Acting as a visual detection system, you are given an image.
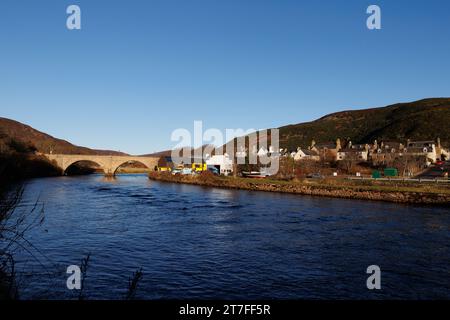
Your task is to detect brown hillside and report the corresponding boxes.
[0,117,127,155]
[277,98,450,150]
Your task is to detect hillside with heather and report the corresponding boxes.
[277,98,450,151]
[2,98,449,157]
[0,117,127,155]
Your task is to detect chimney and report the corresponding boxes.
[336,138,341,151]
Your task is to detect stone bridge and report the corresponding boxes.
[44,154,159,176]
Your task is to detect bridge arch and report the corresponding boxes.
[60,158,108,174]
[63,160,105,175]
[111,159,152,175]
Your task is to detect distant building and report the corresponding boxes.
[205,153,233,176]
[157,156,174,171]
[337,147,368,161]
[368,139,444,166]
[435,138,448,161]
[310,139,341,162]
[236,146,247,160]
[405,140,437,164]
[257,147,268,157]
[369,141,406,165]
[292,148,320,161]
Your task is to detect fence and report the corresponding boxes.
[347,177,450,184]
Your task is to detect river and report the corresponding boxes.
[13,174,450,299]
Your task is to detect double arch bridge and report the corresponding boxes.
[44,154,159,176]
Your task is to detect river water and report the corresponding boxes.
[12,174,450,299]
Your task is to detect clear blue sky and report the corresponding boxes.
[1,0,449,154]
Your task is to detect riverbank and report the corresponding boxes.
[148,172,450,205]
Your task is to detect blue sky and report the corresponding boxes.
[1,0,449,154]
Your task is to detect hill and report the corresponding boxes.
[277,98,450,151]
[2,98,449,158]
[142,150,172,158]
[142,145,215,158]
[0,117,127,155]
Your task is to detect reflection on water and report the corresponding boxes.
[14,174,450,299]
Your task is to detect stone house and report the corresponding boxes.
[435,138,448,160]
[337,145,369,161]
[310,139,341,162]
[369,141,406,165]
[404,140,437,165]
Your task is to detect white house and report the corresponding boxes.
[205,153,234,175]
[405,141,438,164]
[257,147,268,157]
[293,148,320,161]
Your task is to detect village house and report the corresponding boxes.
[310,138,342,162]
[435,138,449,161]
[235,146,248,161]
[268,145,284,157]
[253,145,285,158]
[369,141,406,165]
[257,147,268,157]
[292,147,320,161]
[205,153,233,175]
[337,144,369,161]
[368,139,448,167]
[404,140,437,165]
[156,156,174,171]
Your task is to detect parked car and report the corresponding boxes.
[182,168,193,175]
[306,173,323,179]
[171,168,182,175]
[207,167,220,175]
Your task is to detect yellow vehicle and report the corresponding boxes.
[157,166,172,172]
[192,163,207,172]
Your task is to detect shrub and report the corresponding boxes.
[197,170,216,183]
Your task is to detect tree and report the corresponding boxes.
[338,152,359,174]
[392,155,426,177]
[277,157,295,179]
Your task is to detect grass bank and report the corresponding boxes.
[149,172,450,205]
